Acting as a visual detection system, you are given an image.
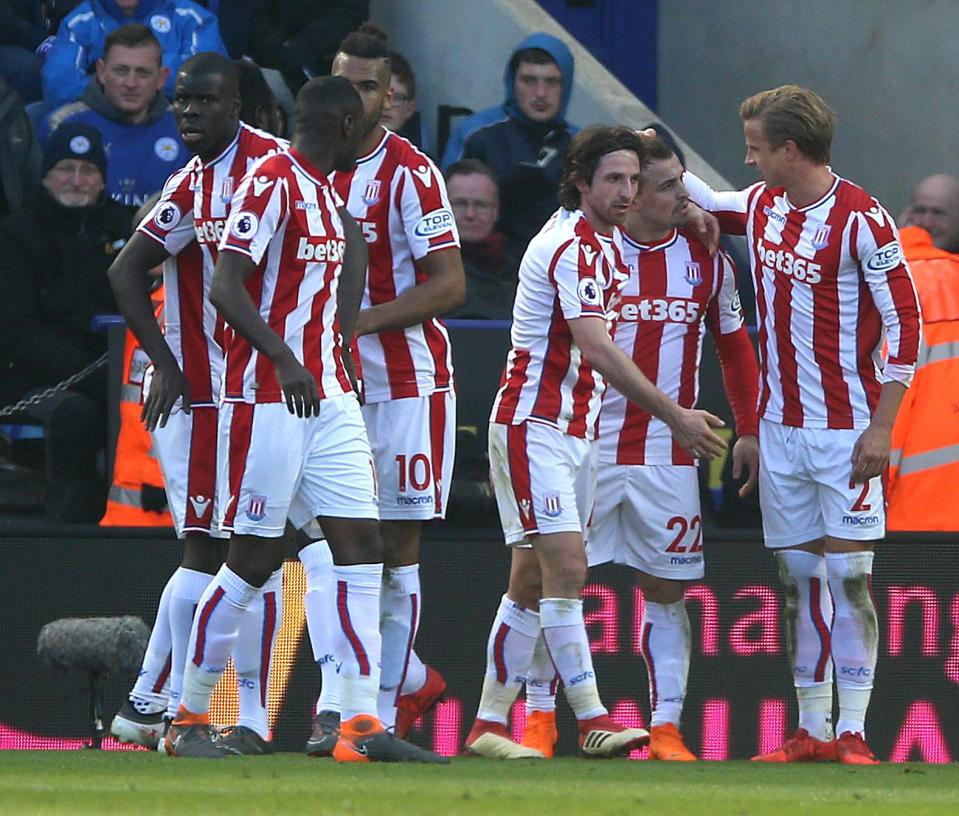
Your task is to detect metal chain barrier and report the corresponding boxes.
[0,353,108,419]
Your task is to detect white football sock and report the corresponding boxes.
[233,567,283,738]
[525,631,557,714]
[640,599,691,728]
[332,563,383,722]
[476,595,539,725]
[166,567,215,720]
[775,550,834,742]
[300,541,340,715]
[400,650,428,695]
[378,564,421,727]
[129,571,175,713]
[179,566,258,717]
[827,551,877,738]
[541,597,606,721]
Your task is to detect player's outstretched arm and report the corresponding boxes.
[569,316,727,458]
[210,250,319,418]
[108,233,188,431]
[354,246,465,336]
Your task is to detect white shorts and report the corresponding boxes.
[489,421,597,547]
[587,464,704,579]
[759,419,885,548]
[362,390,455,521]
[217,394,379,537]
[152,405,227,539]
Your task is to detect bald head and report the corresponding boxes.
[903,174,959,253]
[292,76,364,172]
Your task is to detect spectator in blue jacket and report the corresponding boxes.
[40,23,186,208]
[441,33,577,256]
[41,0,226,109]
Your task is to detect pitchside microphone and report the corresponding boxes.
[37,617,150,748]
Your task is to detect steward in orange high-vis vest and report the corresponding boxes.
[887,226,959,531]
[100,285,173,527]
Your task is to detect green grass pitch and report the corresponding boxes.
[2,752,958,816]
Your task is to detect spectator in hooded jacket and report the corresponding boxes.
[441,33,577,256]
[41,0,226,109]
[40,23,186,208]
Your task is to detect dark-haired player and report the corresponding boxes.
[108,52,288,755]
[170,76,446,764]
[298,24,465,754]
[465,126,727,759]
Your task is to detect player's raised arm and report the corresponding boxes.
[682,171,753,236]
[570,315,727,458]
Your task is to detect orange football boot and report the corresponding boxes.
[836,731,879,765]
[521,710,558,758]
[751,728,837,762]
[649,723,698,761]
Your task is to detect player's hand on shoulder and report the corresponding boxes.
[684,203,720,256]
[732,434,759,497]
[851,422,891,483]
[668,407,726,459]
[141,362,190,432]
[274,350,320,418]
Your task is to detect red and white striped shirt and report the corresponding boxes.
[685,171,921,429]
[217,147,352,403]
[329,129,459,403]
[138,123,287,404]
[598,229,746,465]
[491,208,629,439]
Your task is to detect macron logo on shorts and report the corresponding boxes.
[188,495,211,518]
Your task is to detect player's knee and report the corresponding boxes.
[543,553,587,597]
[329,519,384,565]
[507,569,542,609]
[226,537,285,587]
[636,573,684,604]
[181,534,227,574]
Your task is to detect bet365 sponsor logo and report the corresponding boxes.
[756,239,823,284]
[195,219,225,244]
[296,236,346,262]
[618,295,701,324]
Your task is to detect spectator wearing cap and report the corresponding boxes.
[443,159,519,321]
[0,122,132,522]
[41,24,187,209]
[41,0,227,109]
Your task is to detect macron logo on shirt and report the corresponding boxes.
[296,236,346,262]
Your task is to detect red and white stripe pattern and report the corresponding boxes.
[598,228,745,465]
[218,147,352,403]
[684,172,921,429]
[329,129,458,403]
[491,208,629,439]
[138,123,287,404]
